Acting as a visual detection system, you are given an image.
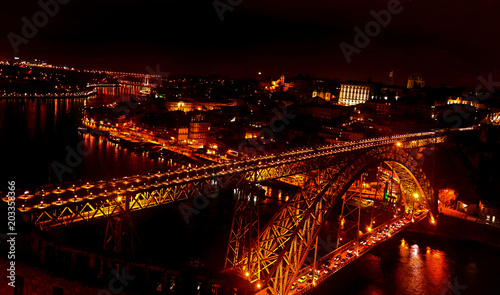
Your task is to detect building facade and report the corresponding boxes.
[189,114,211,147]
[407,74,425,89]
[338,83,372,106]
[312,89,332,101]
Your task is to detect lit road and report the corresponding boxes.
[291,210,430,294]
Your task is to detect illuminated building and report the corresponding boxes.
[486,111,500,124]
[388,70,394,85]
[446,96,481,108]
[245,130,259,139]
[260,74,294,92]
[189,114,211,147]
[164,99,236,112]
[175,127,189,142]
[338,82,373,106]
[456,200,478,215]
[407,74,425,89]
[479,200,500,224]
[312,89,332,102]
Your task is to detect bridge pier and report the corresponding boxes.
[225,186,260,280]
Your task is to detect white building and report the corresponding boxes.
[338,83,373,106]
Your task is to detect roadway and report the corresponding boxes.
[291,210,429,294]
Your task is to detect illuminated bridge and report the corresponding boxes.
[7,128,474,294]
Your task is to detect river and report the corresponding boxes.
[0,85,165,191]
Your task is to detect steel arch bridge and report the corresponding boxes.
[7,129,473,294]
[225,143,436,295]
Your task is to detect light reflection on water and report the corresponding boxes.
[315,231,500,295]
[0,85,161,189]
[395,240,448,295]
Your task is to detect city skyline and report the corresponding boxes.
[1,0,499,88]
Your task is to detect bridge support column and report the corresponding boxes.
[336,174,363,249]
[103,216,135,254]
[225,187,260,280]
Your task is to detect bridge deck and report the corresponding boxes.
[290,210,429,294]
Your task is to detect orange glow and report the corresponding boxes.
[438,189,457,208]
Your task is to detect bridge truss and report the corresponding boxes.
[9,132,450,294]
[225,143,437,294]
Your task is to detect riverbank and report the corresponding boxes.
[0,90,96,99]
[408,213,500,247]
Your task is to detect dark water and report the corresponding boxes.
[315,230,500,295]
[0,86,165,191]
[2,89,500,294]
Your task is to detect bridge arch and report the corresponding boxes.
[336,145,437,216]
[235,145,437,294]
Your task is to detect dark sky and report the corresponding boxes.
[2,0,500,87]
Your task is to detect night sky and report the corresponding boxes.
[2,0,500,87]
